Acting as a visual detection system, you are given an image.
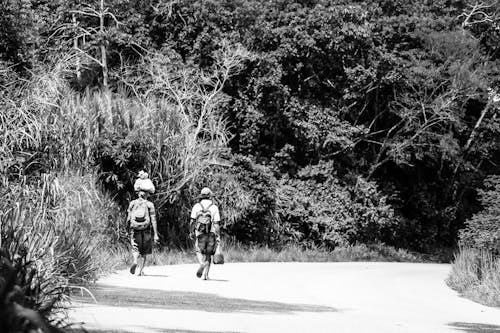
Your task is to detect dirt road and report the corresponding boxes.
[69,262,500,333]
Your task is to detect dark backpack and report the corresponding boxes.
[195,201,213,234]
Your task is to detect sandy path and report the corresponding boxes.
[69,262,500,333]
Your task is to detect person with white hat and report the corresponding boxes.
[189,187,221,280]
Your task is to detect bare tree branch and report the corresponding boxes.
[458,1,494,29]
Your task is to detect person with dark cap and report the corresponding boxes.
[127,190,159,276]
[189,187,221,280]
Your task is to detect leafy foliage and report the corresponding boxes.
[277,162,394,248]
[0,249,66,333]
[459,176,500,254]
[225,155,277,244]
[1,0,500,254]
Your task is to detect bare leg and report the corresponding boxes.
[138,255,147,276]
[196,251,205,278]
[203,255,211,280]
[130,251,139,274]
[196,252,205,265]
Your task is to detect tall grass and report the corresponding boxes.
[0,170,131,333]
[224,242,423,263]
[0,170,127,328]
[101,241,424,272]
[0,249,67,333]
[2,49,255,248]
[1,208,67,313]
[447,248,500,306]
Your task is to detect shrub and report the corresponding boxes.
[159,154,277,247]
[0,208,68,332]
[222,155,277,244]
[276,162,395,248]
[448,248,500,307]
[92,128,154,205]
[0,170,131,330]
[163,161,256,246]
[1,172,123,283]
[0,252,67,333]
[459,176,500,254]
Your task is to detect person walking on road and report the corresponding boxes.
[190,187,221,280]
[127,190,159,276]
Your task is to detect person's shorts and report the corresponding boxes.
[131,229,152,255]
[196,232,216,255]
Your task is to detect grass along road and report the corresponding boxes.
[69,262,500,333]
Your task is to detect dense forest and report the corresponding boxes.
[2,0,500,250]
[1,0,499,250]
[2,0,500,329]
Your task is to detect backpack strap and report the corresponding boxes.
[199,201,213,212]
[144,200,151,218]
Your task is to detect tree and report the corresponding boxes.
[69,0,122,90]
[144,41,252,209]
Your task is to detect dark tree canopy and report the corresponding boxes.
[1,0,499,253]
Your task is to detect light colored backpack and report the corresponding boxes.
[130,199,151,230]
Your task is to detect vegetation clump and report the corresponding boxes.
[448,176,500,307]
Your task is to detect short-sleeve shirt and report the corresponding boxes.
[191,199,220,234]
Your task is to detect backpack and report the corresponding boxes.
[195,201,213,234]
[130,199,151,230]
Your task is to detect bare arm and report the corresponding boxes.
[148,202,159,241]
[189,218,196,238]
[214,222,221,242]
[126,201,133,231]
[189,204,198,238]
[213,205,221,241]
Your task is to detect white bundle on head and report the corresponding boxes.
[135,170,155,194]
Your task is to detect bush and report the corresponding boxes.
[224,155,277,244]
[0,170,130,330]
[459,176,500,254]
[92,128,154,206]
[0,252,67,333]
[1,172,124,282]
[0,208,67,332]
[276,162,395,248]
[448,248,500,307]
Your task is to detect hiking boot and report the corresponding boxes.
[130,263,137,275]
[196,263,205,278]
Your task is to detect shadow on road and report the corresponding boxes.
[81,328,240,333]
[448,322,500,332]
[72,284,338,314]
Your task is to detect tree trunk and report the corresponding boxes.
[72,14,81,80]
[463,99,492,152]
[100,0,108,90]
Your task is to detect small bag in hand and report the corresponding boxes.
[213,243,224,265]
